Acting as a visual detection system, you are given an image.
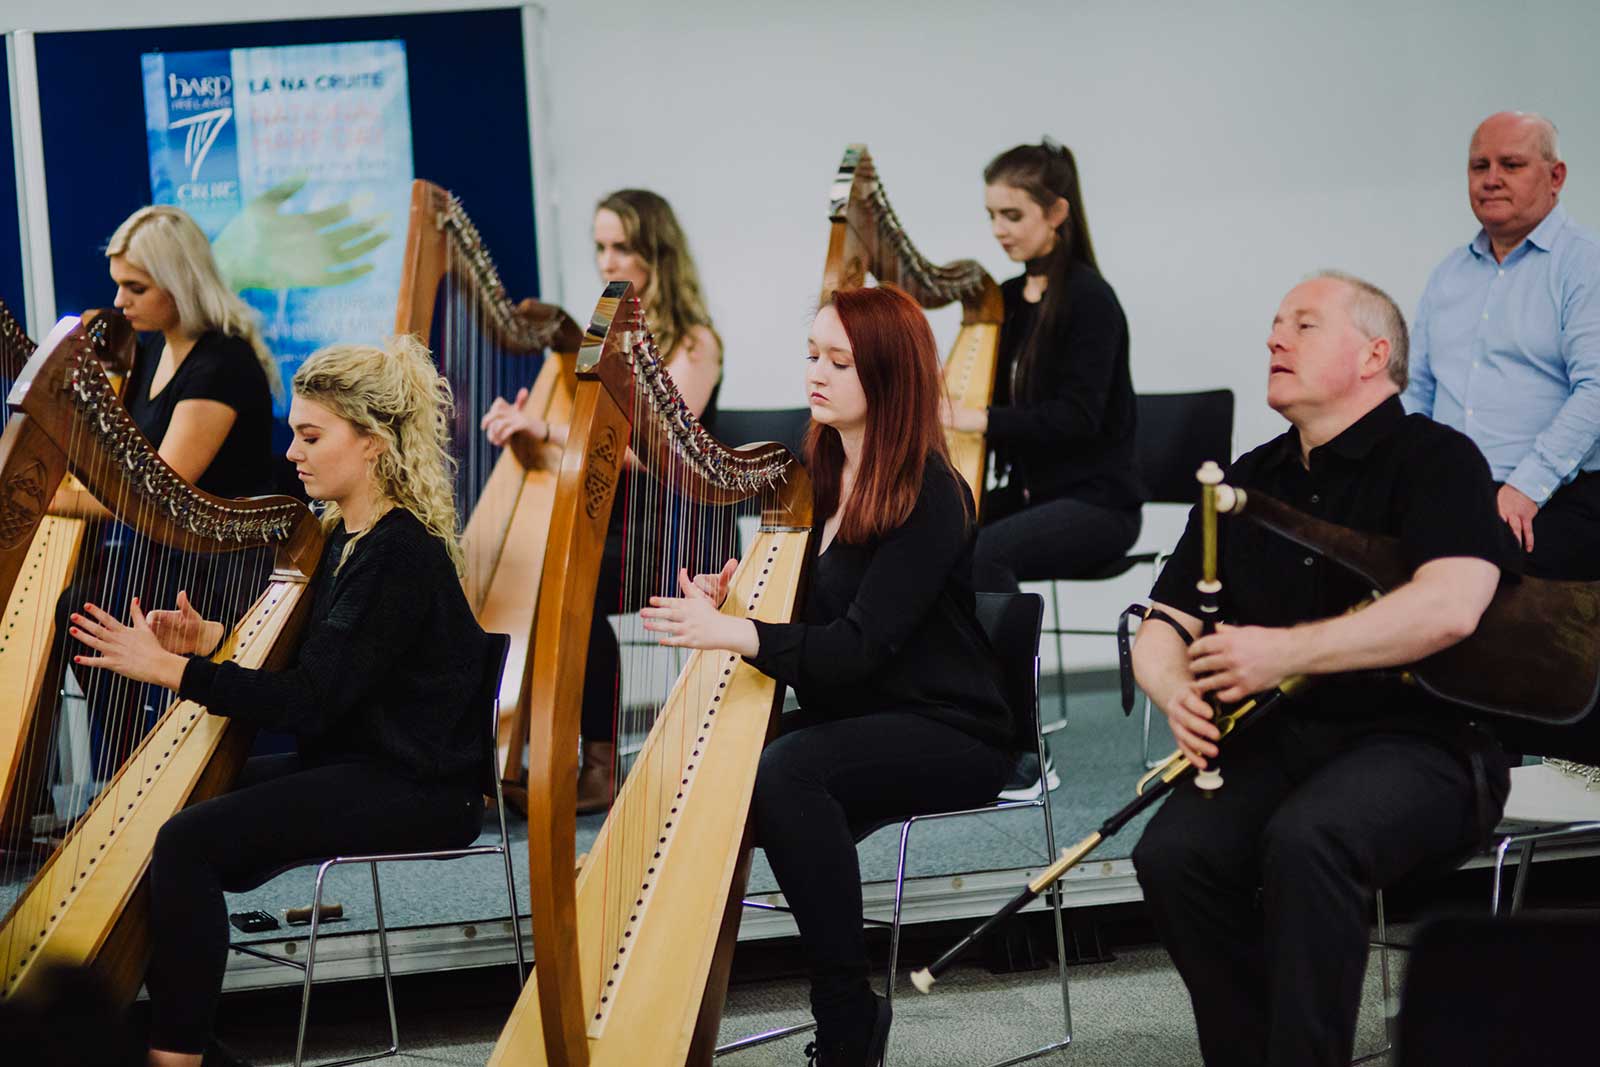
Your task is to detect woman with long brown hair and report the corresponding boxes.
[642,285,1014,1066]
[950,140,1145,800]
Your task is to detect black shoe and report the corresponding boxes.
[997,740,1059,802]
[864,994,892,1066]
[805,994,892,1066]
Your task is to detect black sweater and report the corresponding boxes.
[179,508,488,783]
[747,457,1014,747]
[987,267,1144,511]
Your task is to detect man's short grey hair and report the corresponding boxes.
[1531,114,1562,163]
[1475,111,1561,162]
[1312,270,1410,389]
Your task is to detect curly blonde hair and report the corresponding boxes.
[595,189,721,362]
[107,205,283,398]
[292,336,463,572]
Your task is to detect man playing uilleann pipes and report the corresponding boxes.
[1130,271,1518,1067]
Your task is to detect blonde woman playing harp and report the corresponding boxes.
[481,188,724,814]
[71,337,488,1067]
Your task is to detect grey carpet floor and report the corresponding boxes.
[216,936,1402,1065]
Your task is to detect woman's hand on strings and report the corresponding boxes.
[481,389,547,447]
[640,566,759,657]
[69,598,189,691]
[146,590,225,657]
[688,558,739,608]
[1187,623,1296,705]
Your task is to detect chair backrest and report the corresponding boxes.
[713,407,811,457]
[1135,390,1235,505]
[972,592,1045,751]
[479,632,512,796]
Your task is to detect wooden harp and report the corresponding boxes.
[0,309,137,835]
[0,316,322,1006]
[489,281,813,1066]
[394,178,584,803]
[821,144,1003,507]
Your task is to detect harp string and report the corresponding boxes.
[0,357,270,985]
[599,327,755,1016]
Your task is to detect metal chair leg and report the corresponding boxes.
[495,792,528,985]
[1509,839,1536,914]
[294,859,336,1067]
[1351,890,1393,1065]
[882,818,917,1067]
[1037,752,1072,1047]
[371,864,400,1057]
[1491,835,1514,916]
[1049,580,1069,725]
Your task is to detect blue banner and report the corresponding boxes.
[142,40,413,414]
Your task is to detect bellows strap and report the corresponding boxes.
[1117,603,1195,715]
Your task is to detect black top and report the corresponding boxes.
[1152,395,1520,743]
[987,267,1143,511]
[179,508,489,783]
[746,456,1013,747]
[125,330,276,499]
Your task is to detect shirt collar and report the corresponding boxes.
[1273,394,1407,469]
[1469,202,1567,259]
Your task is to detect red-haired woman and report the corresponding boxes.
[641,285,1015,1065]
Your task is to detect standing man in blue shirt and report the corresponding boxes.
[1404,111,1600,579]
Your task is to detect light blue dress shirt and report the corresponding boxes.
[1403,204,1600,505]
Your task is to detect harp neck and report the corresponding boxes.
[8,315,320,575]
[824,144,1003,324]
[579,281,812,523]
[395,179,584,353]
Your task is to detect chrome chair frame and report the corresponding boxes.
[716,593,1072,1065]
[228,634,527,1067]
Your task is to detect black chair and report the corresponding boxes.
[718,592,1071,1065]
[229,633,526,1067]
[1395,915,1598,1066]
[713,407,811,457]
[1043,389,1235,763]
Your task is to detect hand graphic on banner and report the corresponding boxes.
[213,176,390,291]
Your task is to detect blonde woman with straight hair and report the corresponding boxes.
[106,204,278,499]
[479,187,725,813]
[69,336,489,1067]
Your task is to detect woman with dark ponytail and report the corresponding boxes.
[947,140,1144,798]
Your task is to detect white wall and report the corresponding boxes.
[12,0,1600,662]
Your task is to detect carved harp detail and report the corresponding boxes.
[489,281,814,1067]
[821,144,1003,508]
[0,317,322,1006]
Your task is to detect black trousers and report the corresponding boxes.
[973,485,1141,593]
[752,709,1012,1027]
[1131,714,1507,1067]
[145,754,482,1053]
[1524,470,1600,580]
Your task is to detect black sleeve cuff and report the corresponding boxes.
[743,619,802,681]
[179,655,221,706]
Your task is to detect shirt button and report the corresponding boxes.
[1498,269,1505,276]
[1303,556,1315,567]
[1482,312,1490,320]
[1467,408,1474,416]
[1310,494,1321,504]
